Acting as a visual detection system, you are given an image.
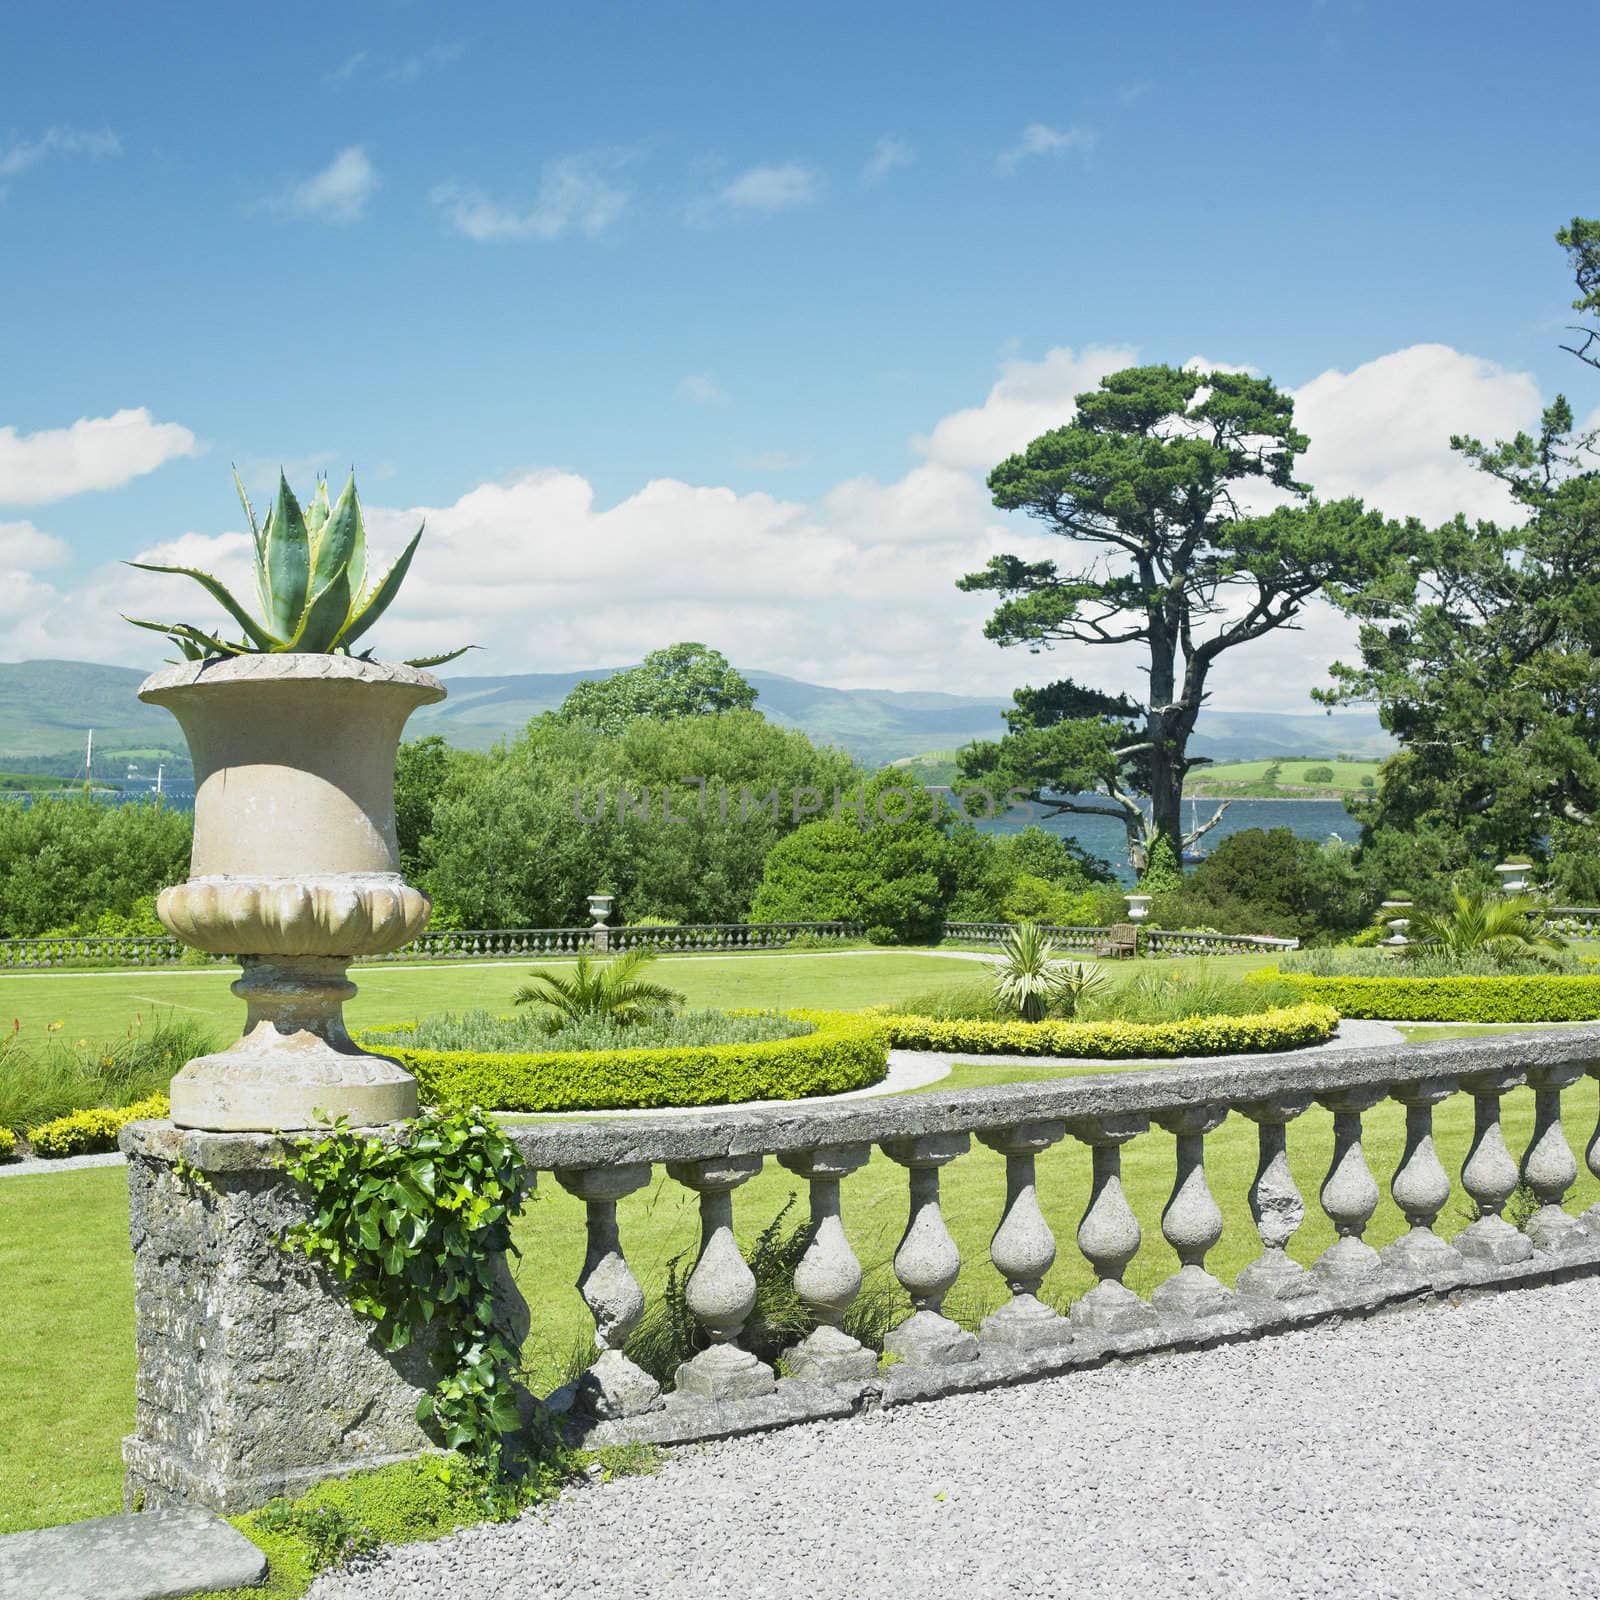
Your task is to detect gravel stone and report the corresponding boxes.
[307,1274,1600,1600]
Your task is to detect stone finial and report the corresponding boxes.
[1152,1104,1230,1318]
[1313,1085,1387,1283]
[881,1133,979,1366]
[1457,1069,1536,1266]
[555,1164,662,1419]
[977,1121,1070,1350]
[1065,1114,1157,1332]
[1382,1077,1464,1279]
[664,1156,776,1403]
[776,1144,878,1383]
[1235,1095,1315,1300]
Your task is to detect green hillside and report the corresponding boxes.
[1191,757,1383,797]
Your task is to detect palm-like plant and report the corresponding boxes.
[124,468,469,666]
[991,921,1107,1022]
[512,949,686,1033]
[1404,888,1567,965]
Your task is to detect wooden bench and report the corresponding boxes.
[1094,923,1139,960]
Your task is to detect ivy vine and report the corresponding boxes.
[284,1108,533,1478]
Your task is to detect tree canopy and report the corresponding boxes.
[557,642,757,734]
[956,364,1417,868]
[1324,218,1600,900]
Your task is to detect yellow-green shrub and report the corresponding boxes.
[360,1011,886,1113]
[1259,970,1600,1022]
[876,1002,1338,1058]
[0,1125,14,1161]
[27,1093,170,1158]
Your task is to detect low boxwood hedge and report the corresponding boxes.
[1259,970,1600,1022]
[0,1125,14,1162]
[28,1092,171,1158]
[875,1002,1338,1058]
[359,1010,887,1113]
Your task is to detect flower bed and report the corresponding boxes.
[1259,970,1600,1023]
[357,1010,887,1113]
[27,1093,171,1158]
[875,1002,1338,1058]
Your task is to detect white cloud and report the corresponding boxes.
[0,341,1557,717]
[1293,343,1539,523]
[324,51,367,84]
[432,155,628,241]
[0,408,199,507]
[915,344,1138,471]
[862,137,914,185]
[389,42,465,83]
[696,162,823,219]
[0,126,121,182]
[676,374,730,407]
[1184,354,1261,376]
[273,146,379,224]
[998,123,1097,173]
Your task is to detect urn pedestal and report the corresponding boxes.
[139,655,445,1131]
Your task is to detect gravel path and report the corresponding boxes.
[310,1275,1600,1600]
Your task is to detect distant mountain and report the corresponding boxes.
[0,658,1393,774]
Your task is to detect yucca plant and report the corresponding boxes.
[512,948,686,1033]
[123,468,468,666]
[991,921,1107,1022]
[1403,888,1567,966]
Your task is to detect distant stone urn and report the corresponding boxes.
[139,654,444,1131]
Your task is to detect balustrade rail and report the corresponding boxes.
[1547,907,1600,938]
[942,922,1299,955]
[515,1027,1600,1436]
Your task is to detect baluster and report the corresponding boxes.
[881,1134,979,1366]
[663,1155,777,1402]
[1312,1085,1387,1283]
[977,1121,1070,1349]
[1152,1105,1230,1318]
[1457,1069,1535,1265]
[1583,1067,1600,1235]
[554,1165,662,1418]
[776,1144,878,1381]
[1236,1095,1315,1298]
[1382,1077,1464,1277]
[1065,1115,1157,1331]
[1522,1065,1585,1251]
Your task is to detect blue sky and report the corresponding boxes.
[0,0,1593,707]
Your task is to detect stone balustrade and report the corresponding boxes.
[1545,906,1600,938]
[942,922,1299,955]
[513,1026,1600,1445]
[942,921,1110,951]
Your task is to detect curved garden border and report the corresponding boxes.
[1260,971,1600,1023]
[356,1010,888,1113]
[874,1002,1338,1058]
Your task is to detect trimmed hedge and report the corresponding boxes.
[0,1125,14,1162]
[28,1093,171,1158]
[1260,970,1600,1023]
[876,1002,1338,1058]
[360,1010,887,1113]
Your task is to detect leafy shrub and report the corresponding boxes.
[362,1010,887,1112]
[1281,947,1581,977]
[0,1125,14,1161]
[1260,970,1600,1022]
[1087,965,1298,1023]
[512,948,684,1030]
[1301,764,1335,783]
[1404,888,1568,964]
[0,1014,216,1135]
[368,1007,811,1055]
[992,921,1106,1021]
[1137,834,1185,896]
[28,1093,170,1157]
[877,1003,1337,1057]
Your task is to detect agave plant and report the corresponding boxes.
[991,921,1107,1022]
[1403,888,1567,965]
[512,948,686,1033]
[123,469,468,667]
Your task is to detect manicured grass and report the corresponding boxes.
[0,950,989,1044]
[1188,757,1381,795]
[8,1067,1599,1535]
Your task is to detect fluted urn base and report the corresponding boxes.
[168,955,417,1132]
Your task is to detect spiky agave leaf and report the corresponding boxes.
[124,562,281,649]
[304,478,331,542]
[232,468,262,566]
[122,616,252,658]
[338,523,424,651]
[263,473,311,640]
[403,646,478,667]
[288,473,361,651]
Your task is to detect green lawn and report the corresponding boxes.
[0,949,991,1045]
[6,1067,1597,1536]
[1189,757,1381,796]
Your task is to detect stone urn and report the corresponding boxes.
[1123,893,1153,923]
[139,655,445,1131]
[1495,862,1532,894]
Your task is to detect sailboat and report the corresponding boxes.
[1181,795,1212,865]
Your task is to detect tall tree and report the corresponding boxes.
[558,642,757,733]
[956,365,1415,867]
[1323,218,1600,899]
